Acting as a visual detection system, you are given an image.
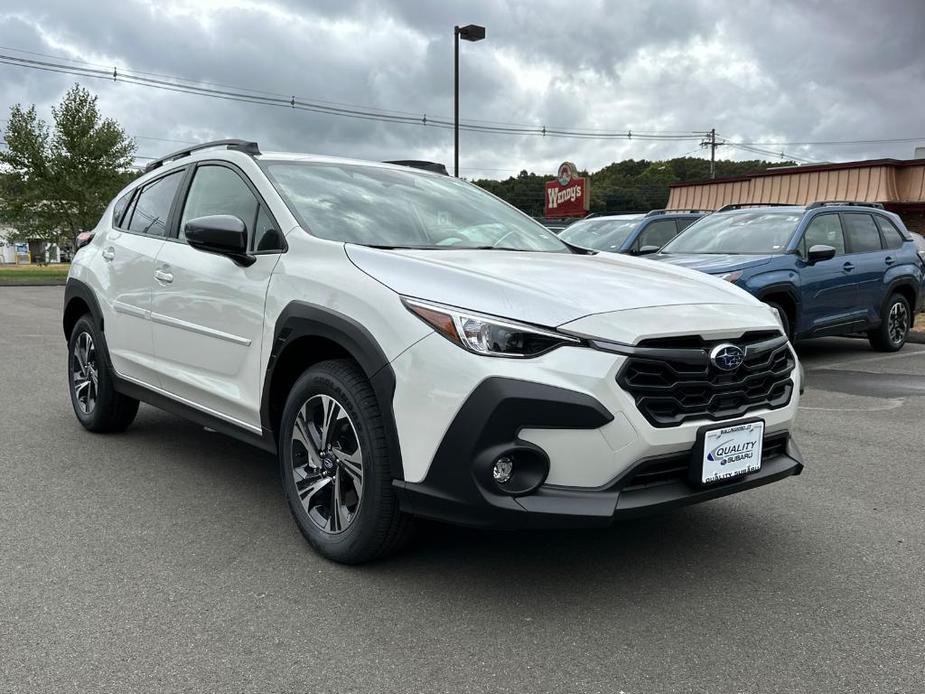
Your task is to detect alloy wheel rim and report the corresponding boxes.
[290,394,364,535]
[71,331,98,415]
[889,302,909,344]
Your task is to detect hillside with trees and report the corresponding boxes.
[474,157,796,218]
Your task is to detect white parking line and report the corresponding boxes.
[799,398,906,412]
[805,346,925,371]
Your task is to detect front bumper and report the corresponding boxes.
[392,376,804,529]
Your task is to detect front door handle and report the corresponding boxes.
[842,262,855,272]
[885,256,895,265]
[154,269,174,284]
[101,247,115,261]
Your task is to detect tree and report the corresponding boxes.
[473,156,798,217]
[0,84,137,250]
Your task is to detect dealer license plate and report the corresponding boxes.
[700,420,764,484]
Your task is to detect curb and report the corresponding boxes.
[0,281,67,287]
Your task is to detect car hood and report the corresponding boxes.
[650,253,776,274]
[345,245,759,327]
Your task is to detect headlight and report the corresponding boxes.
[716,270,743,283]
[401,297,581,357]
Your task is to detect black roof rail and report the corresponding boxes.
[144,139,261,173]
[644,208,711,217]
[715,202,801,212]
[805,200,885,210]
[384,160,449,175]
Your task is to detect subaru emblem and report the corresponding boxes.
[710,343,745,371]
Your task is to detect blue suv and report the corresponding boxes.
[559,209,705,254]
[652,201,924,351]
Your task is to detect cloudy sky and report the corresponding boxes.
[1,0,923,179]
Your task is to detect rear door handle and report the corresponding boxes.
[842,262,855,272]
[885,256,895,265]
[101,247,115,261]
[154,269,174,284]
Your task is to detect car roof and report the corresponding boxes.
[718,206,805,214]
[580,214,645,221]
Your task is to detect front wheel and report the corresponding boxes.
[279,359,411,564]
[765,301,792,341]
[868,294,911,352]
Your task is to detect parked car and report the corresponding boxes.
[63,140,804,563]
[559,210,706,254]
[653,202,924,350]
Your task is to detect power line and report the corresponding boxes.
[734,136,925,146]
[0,50,707,142]
[724,141,817,164]
[0,44,717,137]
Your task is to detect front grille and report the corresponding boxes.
[616,332,795,427]
[622,433,790,490]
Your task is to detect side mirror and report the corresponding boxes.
[806,244,836,264]
[637,245,661,256]
[184,215,255,266]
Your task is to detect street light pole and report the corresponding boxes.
[454,25,459,178]
[453,24,486,177]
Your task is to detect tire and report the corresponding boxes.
[67,314,139,432]
[765,301,792,341]
[279,359,411,564]
[868,293,911,352]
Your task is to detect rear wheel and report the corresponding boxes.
[868,293,911,352]
[67,314,139,432]
[279,359,411,564]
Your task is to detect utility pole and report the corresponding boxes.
[700,129,722,178]
[709,128,716,179]
[454,27,460,177]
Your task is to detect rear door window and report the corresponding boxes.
[126,171,184,237]
[842,213,883,254]
[801,214,846,256]
[875,216,905,250]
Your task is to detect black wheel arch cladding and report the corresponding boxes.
[262,301,405,480]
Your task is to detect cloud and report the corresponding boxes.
[0,0,923,179]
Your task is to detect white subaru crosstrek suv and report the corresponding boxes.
[64,140,804,563]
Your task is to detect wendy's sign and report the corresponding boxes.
[544,162,589,218]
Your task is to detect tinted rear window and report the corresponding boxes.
[112,191,134,228]
[126,171,184,237]
[842,213,883,253]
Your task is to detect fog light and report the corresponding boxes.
[492,456,514,484]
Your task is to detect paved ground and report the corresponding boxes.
[2,286,924,694]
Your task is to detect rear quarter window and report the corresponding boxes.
[875,215,906,250]
[112,190,134,229]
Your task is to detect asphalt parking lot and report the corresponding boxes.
[2,286,924,694]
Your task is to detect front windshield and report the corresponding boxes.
[661,210,802,254]
[559,219,640,251]
[263,161,568,252]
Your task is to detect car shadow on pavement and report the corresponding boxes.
[124,401,805,606]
